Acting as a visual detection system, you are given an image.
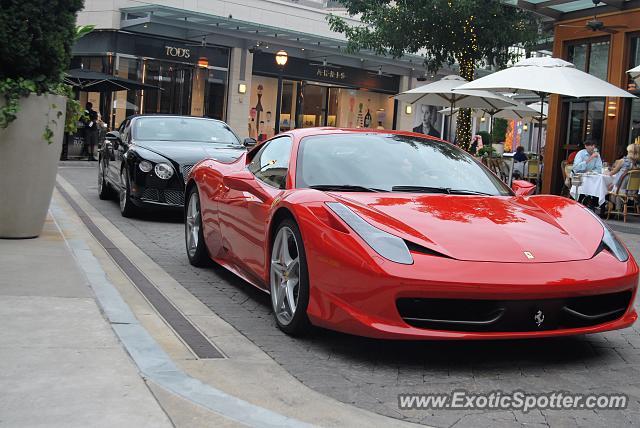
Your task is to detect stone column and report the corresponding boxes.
[395,76,414,132]
[226,47,253,140]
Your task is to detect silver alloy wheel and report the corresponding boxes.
[119,170,127,211]
[185,191,200,258]
[270,226,301,326]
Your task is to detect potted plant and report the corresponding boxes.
[0,1,85,238]
[491,118,508,156]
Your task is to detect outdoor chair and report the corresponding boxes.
[606,169,640,223]
[524,159,539,184]
[561,161,573,197]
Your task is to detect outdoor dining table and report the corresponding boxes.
[569,173,614,206]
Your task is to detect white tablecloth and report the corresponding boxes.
[570,174,613,206]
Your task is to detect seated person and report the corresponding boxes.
[608,143,639,186]
[607,144,640,212]
[572,139,602,173]
[572,139,602,211]
[513,146,527,162]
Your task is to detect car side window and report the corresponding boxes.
[121,120,132,144]
[248,136,293,189]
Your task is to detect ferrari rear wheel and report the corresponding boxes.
[270,219,310,336]
[185,186,209,267]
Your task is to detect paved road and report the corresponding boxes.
[60,165,640,428]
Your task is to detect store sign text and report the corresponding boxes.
[316,68,346,80]
[165,46,191,58]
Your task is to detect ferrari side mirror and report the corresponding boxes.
[511,180,536,196]
[243,138,257,148]
[223,169,272,201]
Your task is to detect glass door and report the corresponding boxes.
[299,84,327,128]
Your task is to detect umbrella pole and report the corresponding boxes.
[489,112,495,157]
[535,92,546,194]
[449,98,456,143]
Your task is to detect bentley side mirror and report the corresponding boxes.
[243,138,257,148]
[105,131,120,142]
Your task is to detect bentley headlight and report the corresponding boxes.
[139,160,153,173]
[586,209,629,262]
[154,163,174,180]
[326,202,413,264]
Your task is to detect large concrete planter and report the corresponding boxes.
[0,94,67,238]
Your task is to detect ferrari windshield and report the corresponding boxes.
[296,134,512,196]
[133,117,241,144]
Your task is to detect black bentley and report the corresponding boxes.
[98,115,255,217]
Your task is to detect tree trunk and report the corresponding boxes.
[455,57,475,151]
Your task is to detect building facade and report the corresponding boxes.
[515,0,640,193]
[72,0,439,144]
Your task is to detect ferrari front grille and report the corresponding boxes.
[396,290,632,332]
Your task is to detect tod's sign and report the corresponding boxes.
[164,45,191,58]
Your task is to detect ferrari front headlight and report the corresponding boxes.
[601,227,629,262]
[154,162,174,180]
[586,209,629,262]
[326,202,413,264]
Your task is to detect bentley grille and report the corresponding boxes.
[181,164,194,183]
[164,189,185,206]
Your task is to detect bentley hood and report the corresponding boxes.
[134,141,245,165]
[331,193,604,263]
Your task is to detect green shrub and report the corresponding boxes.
[477,131,492,146]
[0,0,83,87]
[491,118,508,144]
[0,0,85,141]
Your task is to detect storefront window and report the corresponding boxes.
[568,44,587,72]
[205,69,227,120]
[300,84,326,128]
[566,99,605,148]
[589,42,610,81]
[567,39,610,80]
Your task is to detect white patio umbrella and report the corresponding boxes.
[395,75,519,141]
[628,65,640,84]
[527,101,548,119]
[456,57,635,188]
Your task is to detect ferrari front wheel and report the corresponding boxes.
[185,186,209,267]
[270,219,310,336]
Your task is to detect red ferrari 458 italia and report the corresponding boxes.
[184,128,638,339]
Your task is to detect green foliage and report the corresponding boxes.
[477,146,497,157]
[0,1,86,143]
[0,0,84,86]
[477,131,492,146]
[75,24,95,40]
[328,0,541,150]
[491,118,509,144]
[328,0,541,73]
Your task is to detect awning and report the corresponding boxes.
[65,69,163,92]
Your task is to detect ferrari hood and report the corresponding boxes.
[331,193,603,263]
[134,141,245,165]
